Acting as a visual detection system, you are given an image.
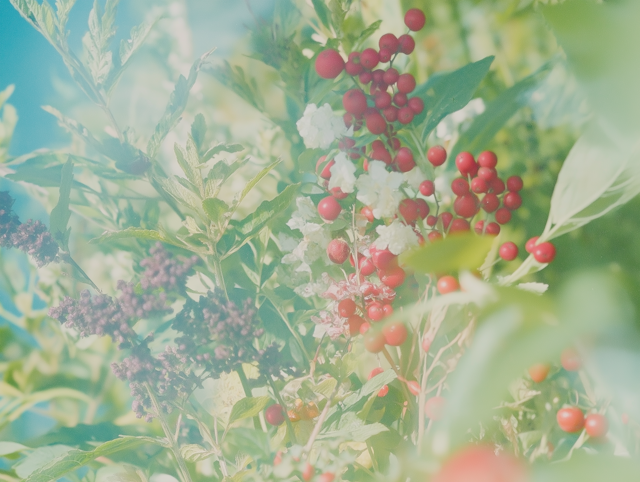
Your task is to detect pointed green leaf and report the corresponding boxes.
[0,441,28,456]
[311,0,332,30]
[202,198,229,223]
[228,396,271,425]
[49,159,73,250]
[89,227,183,248]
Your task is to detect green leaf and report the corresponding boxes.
[179,444,215,463]
[449,64,552,163]
[298,148,323,173]
[55,0,76,31]
[202,198,230,223]
[89,227,183,248]
[400,232,494,274]
[175,138,203,193]
[82,0,118,86]
[118,14,159,66]
[354,19,382,47]
[49,158,73,250]
[202,143,245,163]
[231,159,281,211]
[147,48,216,158]
[42,106,103,151]
[0,441,28,456]
[342,369,396,409]
[15,445,74,479]
[190,113,207,154]
[418,56,494,141]
[228,396,271,425]
[311,0,332,30]
[533,453,640,482]
[158,176,202,211]
[20,436,164,482]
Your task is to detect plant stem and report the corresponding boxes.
[209,253,229,300]
[145,384,192,482]
[303,385,340,456]
[268,378,298,445]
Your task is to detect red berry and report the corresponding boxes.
[371,147,392,165]
[359,322,371,334]
[368,367,384,379]
[359,71,372,84]
[318,473,335,482]
[383,304,393,317]
[347,314,365,335]
[408,97,424,115]
[437,275,459,294]
[426,215,437,226]
[361,206,374,222]
[470,177,488,194]
[302,462,315,482]
[315,49,345,79]
[274,451,283,466]
[345,59,363,76]
[433,445,528,482]
[507,175,523,192]
[372,69,385,84]
[478,167,497,182]
[499,242,518,261]
[495,207,511,225]
[427,145,447,166]
[395,147,415,171]
[477,151,498,168]
[451,178,470,196]
[379,33,399,52]
[330,187,348,199]
[425,396,446,421]
[449,218,470,233]
[532,242,556,263]
[481,193,500,213]
[383,67,399,85]
[343,89,367,116]
[504,192,522,210]
[428,231,443,242]
[557,407,585,433]
[360,48,380,69]
[399,198,419,224]
[404,8,426,31]
[397,106,415,125]
[378,48,392,63]
[364,331,386,353]
[382,106,398,122]
[406,380,421,396]
[366,112,387,135]
[338,298,357,318]
[455,152,477,175]
[585,414,609,439]
[265,404,285,426]
[525,236,539,253]
[398,34,415,54]
[440,212,453,229]
[453,193,480,218]
[327,239,350,264]
[561,347,582,371]
[371,248,397,270]
[490,177,506,194]
[393,92,408,106]
[367,302,385,321]
[420,180,435,196]
[397,73,416,94]
[389,137,401,151]
[317,156,335,180]
[374,91,392,109]
[318,196,342,221]
[485,222,500,235]
[422,335,431,352]
[474,220,485,235]
[359,256,376,276]
[416,198,429,219]
[528,363,550,383]
[377,385,389,397]
[379,266,406,288]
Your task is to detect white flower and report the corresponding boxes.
[355,161,404,219]
[287,196,319,230]
[296,103,349,149]
[436,98,485,141]
[374,219,419,255]
[403,166,427,191]
[328,152,357,193]
[283,197,332,272]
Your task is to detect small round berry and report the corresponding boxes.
[561,347,582,371]
[420,180,435,196]
[315,49,345,78]
[327,239,350,264]
[455,152,477,175]
[343,89,367,116]
[383,304,393,317]
[359,256,376,276]
[397,73,416,94]
[302,462,315,482]
[440,212,453,229]
[359,71,372,84]
[368,366,384,380]
[422,335,431,352]
[416,198,429,219]
[367,302,385,322]
[318,196,342,221]
[382,67,399,85]
[383,321,408,346]
[490,177,506,194]
[265,404,285,426]
[273,451,283,465]
[338,298,357,318]
[345,59,363,76]
[470,177,488,194]
[495,207,512,225]
[427,145,447,166]
[330,187,348,199]
[347,314,365,335]
[453,193,480,218]
[425,396,446,421]
[371,147,392,165]
[361,206,374,222]
[557,407,585,433]
[451,178,470,196]
[406,380,421,396]
[433,445,528,482]
[378,48,392,63]
[426,215,437,226]
[371,248,397,270]
[318,473,335,482]
[428,231,443,242]
[504,192,522,210]
[359,321,371,334]
[372,69,385,84]
[364,331,386,353]
[398,34,415,54]
[477,151,498,168]
[485,222,500,235]
[382,106,398,122]
[317,156,334,180]
[532,242,556,264]
[404,8,426,31]
[379,33,399,52]
[499,242,518,261]
[408,97,424,115]
[449,218,470,233]
[399,198,419,224]
[474,220,486,235]
[507,175,524,192]
[437,275,459,294]
[397,106,415,125]
[528,363,550,383]
[377,385,389,397]
[525,236,539,253]
[366,112,387,135]
[477,167,496,182]
[585,414,609,439]
[360,48,380,69]
[393,92,408,106]
[379,266,406,288]
[374,91,392,110]
[396,146,416,171]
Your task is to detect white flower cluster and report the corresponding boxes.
[355,161,405,219]
[328,152,357,193]
[296,103,350,149]
[374,219,420,255]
